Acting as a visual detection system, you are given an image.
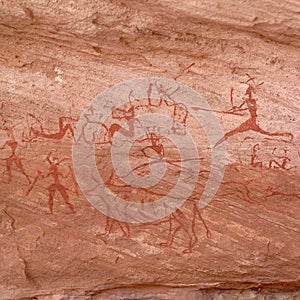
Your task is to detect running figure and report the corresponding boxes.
[215,75,293,147]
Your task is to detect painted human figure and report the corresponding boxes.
[269,147,292,170]
[0,128,31,184]
[215,75,293,147]
[28,113,77,140]
[44,153,75,214]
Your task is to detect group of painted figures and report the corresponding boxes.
[1,75,298,253]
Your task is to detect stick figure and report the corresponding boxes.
[0,127,31,184]
[269,147,293,170]
[215,74,293,147]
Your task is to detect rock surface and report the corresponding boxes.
[0,0,299,299]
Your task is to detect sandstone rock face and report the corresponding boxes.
[0,0,299,299]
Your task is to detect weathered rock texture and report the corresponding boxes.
[0,0,299,299]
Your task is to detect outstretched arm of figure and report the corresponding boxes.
[228,100,246,112]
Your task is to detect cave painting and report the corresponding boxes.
[215,74,293,147]
[1,73,298,254]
